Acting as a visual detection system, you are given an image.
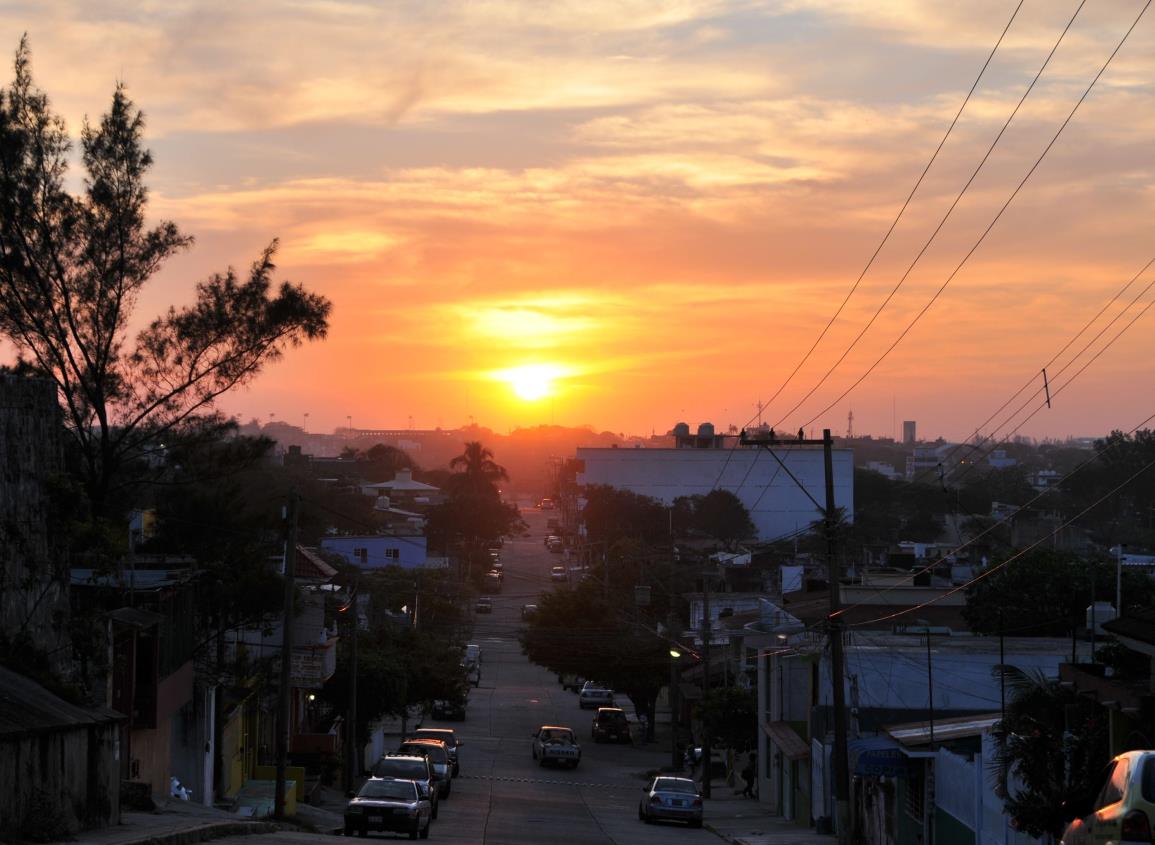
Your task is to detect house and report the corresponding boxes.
[0,668,123,837]
[321,534,433,570]
[576,422,853,542]
[360,468,442,511]
[758,630,1092,840]
[70,563,209,805]
[217,546,342,802]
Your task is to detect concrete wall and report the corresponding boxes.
[0,723,120,835]
[577,446,853,542]
[0,376,71,676]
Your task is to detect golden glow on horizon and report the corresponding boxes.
[496,364,566,402]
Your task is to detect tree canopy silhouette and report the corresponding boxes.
[0,39,331,518]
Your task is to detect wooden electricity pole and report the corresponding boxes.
[739,427,850,841]
[274,490,300,820]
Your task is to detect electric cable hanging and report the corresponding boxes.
[779,0,1094,430]
[798,0,1151,430]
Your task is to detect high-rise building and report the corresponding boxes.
[903,420,917,445]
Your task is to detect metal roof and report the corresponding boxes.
[0,668,122,738]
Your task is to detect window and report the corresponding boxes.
[352,547,368,563]
[1095,759,1129,810]
[386,548,400,560]
[905,767,924,821]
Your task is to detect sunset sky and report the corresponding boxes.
[4,1,1155,442]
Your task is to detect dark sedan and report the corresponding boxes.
[344,777,431,839]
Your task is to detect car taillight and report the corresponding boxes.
[650,795,664,805]
[1120,810,1151,842]
[691,798,702,807]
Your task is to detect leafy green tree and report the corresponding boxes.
[700,686,756,752]
[521,579,669,738]
[675,490,755,549]
[991,666,1107,838]
[0,40,330,520]
[426,441,521,581]
[963,550,1154,635]
[583,485,671,547]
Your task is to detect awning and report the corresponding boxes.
[763,721,808,761]
[849,735,909,777]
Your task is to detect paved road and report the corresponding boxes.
[216,507,717,844]
[433,507,710,845]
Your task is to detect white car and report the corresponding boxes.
[578,683,614,709]
[550,565,567,583]
[1061,750,1155,845]
[532,725,581,768]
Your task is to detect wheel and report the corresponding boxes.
[345,824,354,836]
[358,826,368,837]
[642,809,653,824]
[420,819,430,839]
[638,805,645,821]
[539,756,546,767]
[442,782,451,798]
[431,799,438,820]
[409,821,419,840]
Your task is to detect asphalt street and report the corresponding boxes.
[212,506,717,844]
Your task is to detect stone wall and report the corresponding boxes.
[0,375,71,675]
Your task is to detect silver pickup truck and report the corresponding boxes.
[531,726,581,769]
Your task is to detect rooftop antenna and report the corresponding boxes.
[847,409,854,439]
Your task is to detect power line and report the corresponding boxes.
[757,0,1026,418]
[703,2,1026,498]
[797,0,1152,430]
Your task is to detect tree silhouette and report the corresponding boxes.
[448,441,508,496]
[0,39,330,518]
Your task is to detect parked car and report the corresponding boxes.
[397,738,453,798]
[639,776,703,827]
[370,755,439,819]
[475,596,493,614]
[532,725,581,768]
[344,777,432,839]
[546,536,564,553]
[559,673,585,693]
[1061,749,1155,845]
[550,565,567,583]
[540,498,555,510]
[521,603,538,621]
[464,662,481,687]
[491,561,504,578]
[463,643,482,666]
[430,693,468,720]
[578,682,614,709]
[591,707,631,743]
[411,728,462,777]
[483,572,502,593]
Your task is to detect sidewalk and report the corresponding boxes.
[705,791,834,845]
[72,799,278,845]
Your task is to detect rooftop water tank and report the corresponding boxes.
[673,422,690,438]
[698,422,715,439]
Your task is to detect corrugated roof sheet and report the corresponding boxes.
[0,668,122,737]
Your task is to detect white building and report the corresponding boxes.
[576,424,853,542]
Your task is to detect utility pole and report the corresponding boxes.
[275,489,300,821]
[738,427,848,839]
[345,570,360,791]
[700,569,712,799]
[824,429,851,843]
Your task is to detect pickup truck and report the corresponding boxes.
[531,726,581,769]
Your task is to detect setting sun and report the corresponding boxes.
[500,364,563,402]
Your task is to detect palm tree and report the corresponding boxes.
[989,665,1107,838]
[449,441,508,495]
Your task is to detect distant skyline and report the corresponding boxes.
[3,2,1154,444]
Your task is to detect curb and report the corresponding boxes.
[704,822,739,843]
[105,819,279,845]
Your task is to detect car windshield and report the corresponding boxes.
[400,742,447,763]
[374,759,427,779]
[540,729,574,743]
[359,780,418,801]
[654,778,698,794]
[1142,755,1155,803]
[597,711,626,723]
